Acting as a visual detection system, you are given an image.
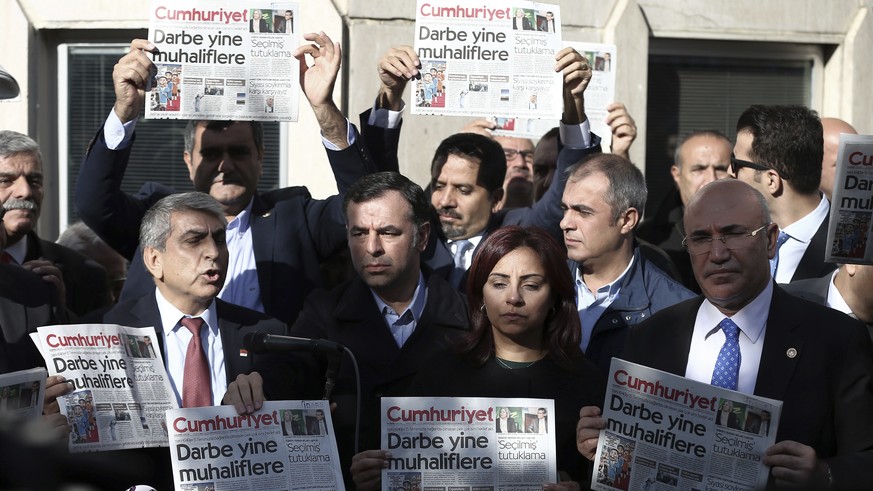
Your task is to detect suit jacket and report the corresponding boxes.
[255,271,469,489]
[571,246,695,375]
[75,126,376,325]
[0,264,65,374]
[24,231,112,317]
[249,18,270,32]
[624,286,873,489]
[783,273,831,306]
[790,215,837,282]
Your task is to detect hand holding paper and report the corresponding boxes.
[606,102,637,160]
[223,371,265,415]
[112,39,158,123]
[294,31,347,148]
[575,405,606,460]
[557,47,591,125]
[377,46,420,111]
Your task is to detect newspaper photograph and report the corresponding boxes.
[381,396,556,491]
[826,134,873,264]
[412,0,563,119]
[146,0,300,121]
[0,367,47,425]
[593,359,781,491]
[491,42,616,151]
[30,324,177,453]
[167,400,344,490]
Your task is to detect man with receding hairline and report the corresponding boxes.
[819,117,857,202]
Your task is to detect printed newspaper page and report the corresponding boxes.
[147,0,300,121]
[592,359,781,491]
[0,367,47,425]
[412,0,563,119]
[826,134,873,263]
[31,324,177,453]
[167,400,344,490]
[381,396,556,491]
[492,42,616,151]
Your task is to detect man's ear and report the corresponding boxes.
[619,207,640,235]
[766,169,783,196]
[416,221,431,252]
[490,188,505,213]
[142,246,163,281]
[670,165,681,187]
[183,151,195,181]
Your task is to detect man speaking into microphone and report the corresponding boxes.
[224,172,470,489]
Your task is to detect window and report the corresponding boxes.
[58,44,281,228]
[644,40,819,217]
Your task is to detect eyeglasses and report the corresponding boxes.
[504,149,534,162]
[730,155,772,175]
[682,224,771,255]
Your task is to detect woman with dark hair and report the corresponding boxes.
[351,226,605,490]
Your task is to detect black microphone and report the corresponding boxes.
[244,332,344,357]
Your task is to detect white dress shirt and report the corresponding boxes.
[685,281,773,394]
[774,196,829,283]
[372,273,428,348]
[155,289,226,406]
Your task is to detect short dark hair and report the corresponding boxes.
[462,226,581,369]
[431,133,506,194]
[184,120,264,155]
[140,192,226,251]
[735,105,823,194]
[673,129,731,168]
[344,172,430,229]
[566,154,647,224]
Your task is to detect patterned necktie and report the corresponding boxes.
[180,317,212,407]
[711,318,741,390]
[769,231,790,277]
[450,240,473,289]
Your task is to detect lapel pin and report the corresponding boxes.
[262,211,271,218]
[239,349,248,357]
[786,348,797,358]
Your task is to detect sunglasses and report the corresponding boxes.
[730,155,771,175]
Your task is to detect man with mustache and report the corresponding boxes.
[223,172,468,489]
[76,33,376,325]
[576,179,873,489]
[0,130,112,316]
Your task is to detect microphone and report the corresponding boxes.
[244,332,344,357]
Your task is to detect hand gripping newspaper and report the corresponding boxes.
[146,0,300,121]
[381,397,556,491]
[592,359,781,491]
[0,367,47,426]
[167,400,344,490]
[826,134,873,263]
[30,324,177,452]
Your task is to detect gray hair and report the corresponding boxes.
[673,130,731,169]
[0,130,42,164]
[566,153,648,224]
[140,192,226,251]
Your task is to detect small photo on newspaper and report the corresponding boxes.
[826,134,873,264]
[381,396,557,490]
[0,367,47,428]
[167,400,344,491]
[30,324,178,453]
[593,358,781,491]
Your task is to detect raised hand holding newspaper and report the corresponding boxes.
[30,324,177,452]
[382,397,556,490]
[592,359,781,491]
[167,400,344,490]
[147,0,300,121]
[826,134,873,263]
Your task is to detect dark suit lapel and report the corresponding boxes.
[215,299,246,384]
[792,217,832,282]
[754,286,805,401]
[249,194,276,314]
[333,278,402,363]
[661,300,698,376]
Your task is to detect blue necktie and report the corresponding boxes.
[450,240,472,289]
[711,318,741,390]
[769,231,790,277]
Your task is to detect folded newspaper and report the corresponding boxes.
[167,400,344,490]
[0,367,47,426]
[826,134,873,264]
[382,396,556,490]
[593,359,781,491]
[30,324,177,452]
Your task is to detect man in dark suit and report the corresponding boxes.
[223,172,469,490]
[577,179,873,489]
[274,9,294,34]
[361,45,602,287]
[732,105,836,283]
[0,130,112,317]
[76,35,376,326]
[785,263,873,341]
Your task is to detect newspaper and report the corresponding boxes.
[146,0,300,121]
[167,400,344,490]
[592,359,781,491]
[30,324,177,452]
[381,396,556,490]
[491,42,616,150]
[412,0,563,120]
[0,367,47,425]
[826,134,873,263]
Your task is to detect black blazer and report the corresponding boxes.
[75,126,376,325]
[624,286,873,489]
[790,216,837,282]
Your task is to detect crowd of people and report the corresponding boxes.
[1,29,872,490]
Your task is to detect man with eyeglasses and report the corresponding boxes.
[495,135,536,209]
[576,179,873,489]
[732,105,836,283]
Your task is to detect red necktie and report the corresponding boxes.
[180,317,212,407]
[0,252,14,264]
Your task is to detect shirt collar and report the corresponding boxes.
[449,234,483,254]
[227,198,255,233]
[700,280,773,345]
[826,270,853,316]
[782,195,828,243]
[574,253,636,299]
[154,287,219,337]
[371,272,428,321]
[3,234,28,264]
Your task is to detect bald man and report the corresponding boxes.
[820,118,857,201]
